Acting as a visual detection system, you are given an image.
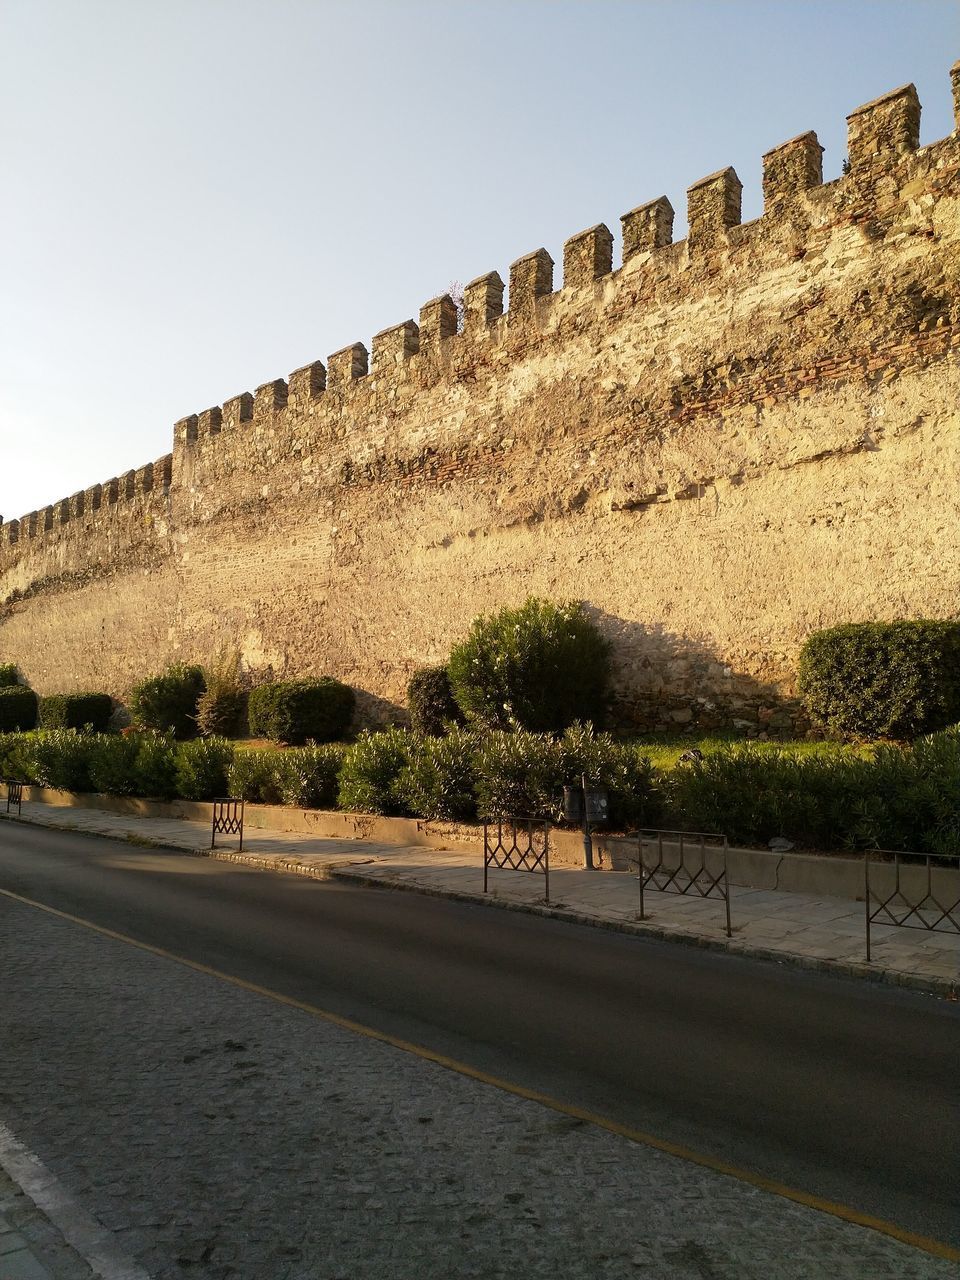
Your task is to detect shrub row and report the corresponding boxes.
[1,724,957,855]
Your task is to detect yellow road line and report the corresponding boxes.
[2,884,957,1264]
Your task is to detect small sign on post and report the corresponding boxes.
[211,798,244,851]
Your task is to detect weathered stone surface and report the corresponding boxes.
[1,69,959,732]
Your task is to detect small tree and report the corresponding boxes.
[448,597,611,733]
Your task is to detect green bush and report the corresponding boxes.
[0,687,38,732]
[197,651,247,738]
[277,744,344,808]
[473,729,563,819]
[247,678,354,745]
[558,722,659,830]
[338,728,411,815]
[86,735,142,795]
[175,738,235,801]
[798,621,960,740]
[399,728,479,820]
[84,731,177,798]
[20,730,93,791]
[407,666,463,736]
[226,750,285,805]
[0,664,20,687]
[39,693,113,733]
[448,597,611,732]
[130,664,205,739]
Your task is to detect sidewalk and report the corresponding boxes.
[3,800,958,996]
[0,1167,94,1280]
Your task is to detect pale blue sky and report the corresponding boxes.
[1,0,957,519]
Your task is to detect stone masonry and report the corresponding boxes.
[1,67,959,731]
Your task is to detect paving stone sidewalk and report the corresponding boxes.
[3,801,958,995]
[0,1166,95,1280]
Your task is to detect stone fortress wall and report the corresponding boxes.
[2,67,960,732]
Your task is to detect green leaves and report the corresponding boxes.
[798,621,960,740]
[448,597,610,733]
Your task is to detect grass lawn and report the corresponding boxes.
[630,731,871,771]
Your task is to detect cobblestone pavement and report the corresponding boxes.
[1,890,956,1280]
[4,802,957,993]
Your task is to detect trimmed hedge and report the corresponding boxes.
[448,597,610,732]
[39,693,113,733]
[399,728,479,820]
[798,621,960,740]
[407,666,463,736]
[130,664,206,739]
[0,664,20,687]
[247,678,354,745]
[0,687,38,731]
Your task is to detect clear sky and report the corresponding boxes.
[1,0,957,519]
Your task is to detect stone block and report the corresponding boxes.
[762,132,823,213]
[463,272,504,334]
[509,249,554,321]
[621,197,674,260]
[327,343,369,388]
[562,224,613,289]
[687,168,742,249]
[846,84,920,169]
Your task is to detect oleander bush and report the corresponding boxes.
[338,728,412,815]
[277,744,345,809]
[39,693,113,733]
[398,727,479,821]
[174,737,236,801]
[407,666,463,736]
[798,621,960,740]
[472,729,564,819]
[247,678,355,745]
[0,687,38,732]
[226,749,286,805]
[0,664,21,687]
[448,597,611,733]
[130,664,206,739]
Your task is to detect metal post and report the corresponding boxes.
[864,852,872,963]
[722,839,731,937]
[483,822,489,894]
[581,773,594,869]
[637,834,645,920]
[543,827,550,904]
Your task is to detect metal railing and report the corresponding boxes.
[4,779,23,816]
[211,797,244,851]
[864,849,960,962]
[483,817,550,903]
[636,829,732,936]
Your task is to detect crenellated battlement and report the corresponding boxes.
[0,450,172,561]
[2,62,958,727]
[143,63,959,482]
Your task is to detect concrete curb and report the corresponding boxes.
[3,811,956,1001]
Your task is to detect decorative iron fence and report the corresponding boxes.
[636,829,732,936]
[4,779,23,816]
[211,798,244,851]
[483,817,550,903]
[864,850,960,962]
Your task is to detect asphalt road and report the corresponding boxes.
[1,820,958,1252]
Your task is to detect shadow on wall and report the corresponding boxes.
[586,608,810,738]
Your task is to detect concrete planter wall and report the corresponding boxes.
[21,786,959,905]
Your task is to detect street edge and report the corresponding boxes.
[2,811,956,1000]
